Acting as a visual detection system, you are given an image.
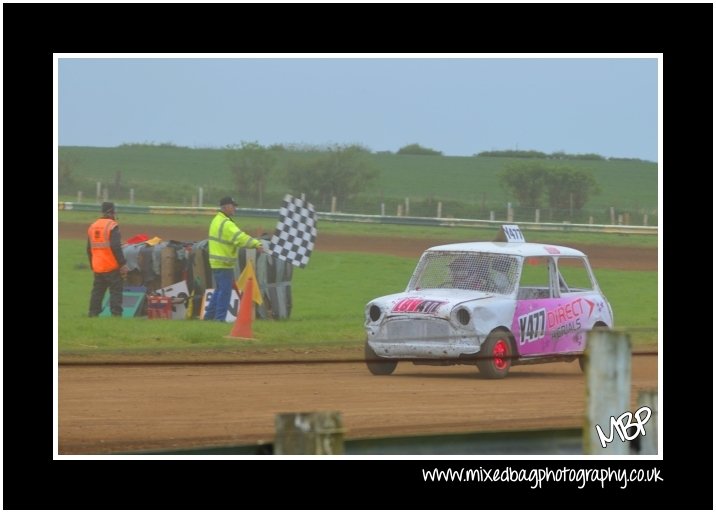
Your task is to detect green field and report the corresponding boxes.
[58,238,657,355]
[58,145,658,223]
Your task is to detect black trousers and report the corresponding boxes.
[88,270,124,317]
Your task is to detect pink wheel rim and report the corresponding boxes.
[493,339,509,370]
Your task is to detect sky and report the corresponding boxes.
[57,55,659,161]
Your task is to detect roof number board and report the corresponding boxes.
[502,224,525,243]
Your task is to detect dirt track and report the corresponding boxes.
[59,351,657,455]
[58,222,658,454]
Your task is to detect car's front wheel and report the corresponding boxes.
[477,330,513,379]
[365,341,397,375]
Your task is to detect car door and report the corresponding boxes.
[512,256,588,356]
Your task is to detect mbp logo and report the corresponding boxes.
[595,406,652,448]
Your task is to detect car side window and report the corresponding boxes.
[555,257,595,293]
[517,256,552,299]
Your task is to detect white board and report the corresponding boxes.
[200,288,241,323]
[154,281,189,320]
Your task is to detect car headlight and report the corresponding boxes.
[366,303,383,323]
[453,307,471,326]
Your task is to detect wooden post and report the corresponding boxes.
[404,197,410,216]
[193,244,211,289]
[637,389,658,455]
[535,209,540,223]
[624,212,631,225]
[130,188,135,205]
[583,330,632,455]
[489,210,495,222]
[102,187,109,202]
[396,204,403,217]
[610,206,615,225]
[569,193,574,219]
[274,412,344,455]
[380,203,385,216]
[507,202,513,222]
[160,246,177,287]
[437,201,442,219]
[96,181,102,203]
[643,213,648,226]
[331,196,337,213]
[198,187,204,208]
[589,216,594,225]
[617,214,623,225]
[77,191,82,203]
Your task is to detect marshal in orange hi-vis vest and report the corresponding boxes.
[88,218,120,273]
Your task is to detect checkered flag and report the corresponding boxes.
[268,194,318,268]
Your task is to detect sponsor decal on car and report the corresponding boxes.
[516,298,596,345]
[391,297,447,314]
[518,308,547,344]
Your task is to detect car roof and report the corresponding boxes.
[425,241,586,258]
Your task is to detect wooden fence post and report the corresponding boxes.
[637,389,658,455]
[583,330,632,455]
[274,412,344,455]
[437,201,442,219]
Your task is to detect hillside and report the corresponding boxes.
[58,145,658,224]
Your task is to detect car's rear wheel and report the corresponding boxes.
[365,341,397,375]
[477,329,513,379]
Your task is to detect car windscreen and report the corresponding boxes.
[408,251,520,294]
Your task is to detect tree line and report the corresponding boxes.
[499,163,599,212]
[226,142,379,210]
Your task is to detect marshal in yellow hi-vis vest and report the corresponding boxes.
[208,211,262,269]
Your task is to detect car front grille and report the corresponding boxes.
[382,318,452,343]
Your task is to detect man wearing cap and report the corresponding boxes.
[204,196,264,321]
[87,202,129,317]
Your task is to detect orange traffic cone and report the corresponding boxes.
[227,277,255,340]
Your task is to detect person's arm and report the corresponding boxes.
[227,221,263,251]
[87,238,92,267]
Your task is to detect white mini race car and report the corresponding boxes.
[364,225,613,378]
